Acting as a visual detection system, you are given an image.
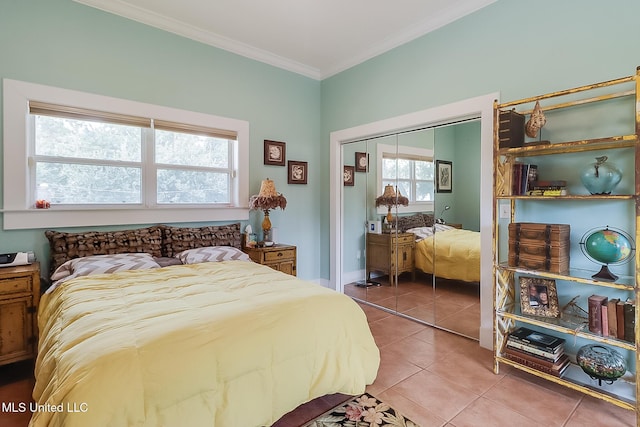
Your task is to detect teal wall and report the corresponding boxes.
[434,121,481,231]
[2,0,640,282]
[320,0,640,278]
[0,0,321,279]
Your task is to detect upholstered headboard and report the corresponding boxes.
[45,223,242,276]
[394,213,435,232]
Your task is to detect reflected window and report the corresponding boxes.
[382,156,434,202]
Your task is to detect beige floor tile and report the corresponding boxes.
[380,335,445,369]
[377,388,447,427]
[387,370,480,420]
[369,350,423,391]
[449,396,541,427]
[483,375,580,427]
[426,349,504,395]
[368,314,426,345]
[565,395,636,427]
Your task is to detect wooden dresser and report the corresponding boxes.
[244,244,297,276]
[0,262,40,366]
[366,233,415,285]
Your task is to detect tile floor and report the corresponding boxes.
[344,273,481,340]
[1,302,636,427]
[275,302,636,426]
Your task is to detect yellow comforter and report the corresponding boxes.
[30,261,379,427]
[415,228,481,282]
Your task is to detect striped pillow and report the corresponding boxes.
[51,253,161,282]
[175,246,250,264]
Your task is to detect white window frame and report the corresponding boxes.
[376,143,434,215]
[3,79,250,230]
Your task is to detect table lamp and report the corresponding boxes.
[249,178,287,242]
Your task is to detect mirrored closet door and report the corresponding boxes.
[342,121,481,341]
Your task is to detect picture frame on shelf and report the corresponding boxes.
[355,152,368,172]
[520,276,560,318]
[435,160,452,193]
[343,166,355,186]
[287,161,308,184]
[264,140,286,166]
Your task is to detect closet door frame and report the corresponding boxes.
[329,92,498,349]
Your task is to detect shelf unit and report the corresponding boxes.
[493,67,640,416]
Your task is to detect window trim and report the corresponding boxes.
[376,143,434,215]
[3,79,250,230]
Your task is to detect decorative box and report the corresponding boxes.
[498,109,525,149]
[508,223,570,273]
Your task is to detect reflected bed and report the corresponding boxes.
[409,224,481,283]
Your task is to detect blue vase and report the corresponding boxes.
[580,156,622,195]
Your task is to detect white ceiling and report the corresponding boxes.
[74,0,496,80]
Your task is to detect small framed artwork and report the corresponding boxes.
[435,160,452,193]
[264,140,286,166]
[343,165,355,186]
[520,276,560,318]
[288,161,308,184]
[355,152,368,172]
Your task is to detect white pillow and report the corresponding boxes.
[406,224,454,241]
[175,246,250,264]
[51,253,161,281]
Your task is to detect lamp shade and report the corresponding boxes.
[375,184,409,208]
[375,184,409,223]
[249,178,287,211]
[249,178,287,238]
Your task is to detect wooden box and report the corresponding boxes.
[508,223,570,273]
[498,109,525,149]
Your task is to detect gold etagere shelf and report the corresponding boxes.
[492,66,640,419]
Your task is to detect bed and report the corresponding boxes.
[394,213,480,283]
[30,224,380,427]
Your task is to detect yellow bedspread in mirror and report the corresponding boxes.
[31,261,379,427]
[414,228,481,282]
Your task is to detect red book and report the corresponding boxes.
[588,295,607,335]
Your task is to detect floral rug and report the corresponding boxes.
[303,393,420,427]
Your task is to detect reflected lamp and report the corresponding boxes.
[375,184,409,223]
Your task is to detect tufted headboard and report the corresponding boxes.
[45,223,242,276]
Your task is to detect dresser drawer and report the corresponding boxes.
[264,249,295,262]
[0,276,32,295]
[393,235,415,245]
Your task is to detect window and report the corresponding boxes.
[374,143,434,216]
[3,79,249,229]
[381,155,434,203]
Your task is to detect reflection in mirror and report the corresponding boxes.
[341,121,482,341]
[431,121,481,340]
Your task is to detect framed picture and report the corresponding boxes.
[435,160,452,193]
[355,152,368,172]
[343,165,355,186]
[520,277,560,318]
[288,160,308,184]
[264,140,286,166]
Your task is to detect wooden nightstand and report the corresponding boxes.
[0,262,40,366]
[366,233,415,285]
[244,244,297,276]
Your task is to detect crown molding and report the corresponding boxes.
[321,0,496,79]
[74,0,495,81]
[73,0,323,79]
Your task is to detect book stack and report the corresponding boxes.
[589,295,635,342]
[503,327,569,377]
[511,163,538,195]
[526,180,568,196]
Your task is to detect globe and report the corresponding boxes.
[581,227,634,281]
